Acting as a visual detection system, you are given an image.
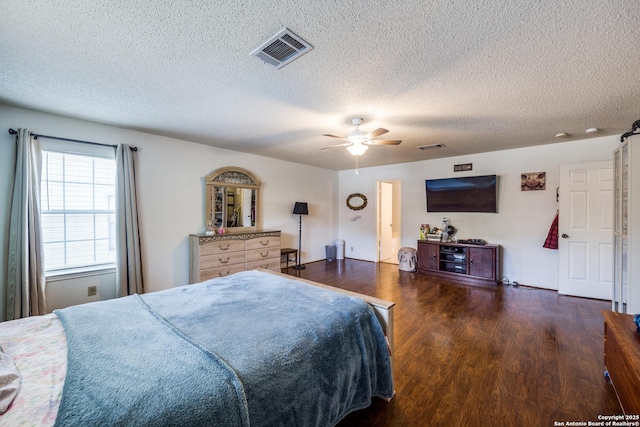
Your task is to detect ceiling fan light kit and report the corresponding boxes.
[347,143,368,156]
[320,117,402,174]
[320,117,402,154]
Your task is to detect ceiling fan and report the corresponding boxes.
[320,118,402,157]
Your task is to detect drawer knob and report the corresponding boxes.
[260,240,269,246]
[219,244,230,251]
[219,257,230,264]
[260,252,269,258]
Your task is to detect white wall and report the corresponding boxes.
[46,269,117,312]
[0,105,338,319]
[338,136,620,289]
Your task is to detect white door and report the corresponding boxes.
[241,189,252,226]
[558,161,613,299]
[379,182,393,261]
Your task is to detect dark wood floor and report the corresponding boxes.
[284,259,621,427]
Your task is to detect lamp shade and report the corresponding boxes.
[347,143,368,156]
[292,202,308,215]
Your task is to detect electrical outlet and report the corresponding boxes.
[87,285,97,296]
[350,246,354,252]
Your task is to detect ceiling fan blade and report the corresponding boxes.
[319,142,353,150]
[322,134,349,141]
[365,128,389,139]
[364,140,402,146]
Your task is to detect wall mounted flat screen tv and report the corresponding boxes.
[425,175,497,213]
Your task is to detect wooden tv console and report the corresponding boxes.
[603,310,640,415]
[416,240,500,286]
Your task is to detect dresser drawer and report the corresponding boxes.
[245,247,280,264]
[200,264,246,281]
[200,251,246,270]
[246,236,280,251]
[245,258,281,271]
[200,239,245,256]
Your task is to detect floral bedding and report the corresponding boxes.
[0,314,66,426]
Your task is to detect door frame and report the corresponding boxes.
[377,179,402,263]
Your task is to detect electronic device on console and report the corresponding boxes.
[457,238,487,245]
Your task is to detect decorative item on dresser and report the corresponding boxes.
[189,231,281,283]
[416,240,500,286]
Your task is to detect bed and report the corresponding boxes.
[0,269,394,426]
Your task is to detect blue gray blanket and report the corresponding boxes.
[54,294,249,426]
[54,270,393,426]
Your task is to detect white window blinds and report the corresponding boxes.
[40,148,116,272]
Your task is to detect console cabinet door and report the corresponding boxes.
[418,242,438,270]
[468,246,496,279]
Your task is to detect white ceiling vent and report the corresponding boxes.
[417,143,446,150]
[250,28,313,69]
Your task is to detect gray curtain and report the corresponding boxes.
[115,144,143,296]
[5,129,46,320]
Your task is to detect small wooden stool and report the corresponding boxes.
[280,248,298,270]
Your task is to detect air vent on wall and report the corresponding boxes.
[250,28,313,69]
[417,143,446,150]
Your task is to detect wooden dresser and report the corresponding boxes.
[603,310,640,414]
[189,231,281,283]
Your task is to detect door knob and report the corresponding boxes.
[561,233,569,238]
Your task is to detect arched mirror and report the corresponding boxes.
[206,167,261,231]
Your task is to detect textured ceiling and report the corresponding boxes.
[1,0,639,170]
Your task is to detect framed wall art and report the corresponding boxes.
[521,172,546,191]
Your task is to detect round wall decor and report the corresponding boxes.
[346,193,368,210]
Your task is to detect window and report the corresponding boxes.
[40,141,116,273]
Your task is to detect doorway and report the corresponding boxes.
[377,180,401,264]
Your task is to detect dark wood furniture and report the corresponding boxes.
[416,240,500,286]
[280,248,298,270]
[603,310,640,415]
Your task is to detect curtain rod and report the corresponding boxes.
[8,128,138,151]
